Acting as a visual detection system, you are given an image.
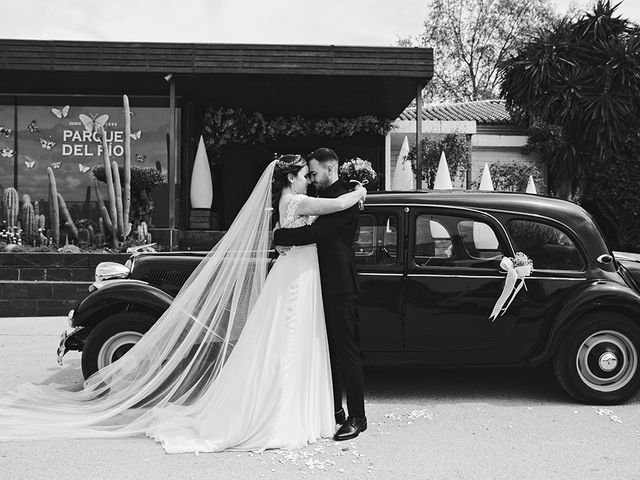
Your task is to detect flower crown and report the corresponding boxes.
[274,154,304,171]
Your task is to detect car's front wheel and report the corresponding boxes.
[81,312,157,378]
[553,312,640,404]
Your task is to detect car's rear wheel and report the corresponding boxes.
[81,312,157,379]
[553,312,640,404]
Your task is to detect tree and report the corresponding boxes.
[500,1,640,249]
[399,0,554,102]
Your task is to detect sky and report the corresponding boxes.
[3,0,639,47]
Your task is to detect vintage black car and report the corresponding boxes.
[58,191,640,404]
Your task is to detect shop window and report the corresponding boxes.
[0,97,178,233]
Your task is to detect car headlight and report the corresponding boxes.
[94,262,130,282]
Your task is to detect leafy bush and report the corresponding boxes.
[471,161,545,192]
[405,133,471,188]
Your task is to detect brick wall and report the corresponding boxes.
[0,253,130,317]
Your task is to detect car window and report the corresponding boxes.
[354,213,398,266]
[414,214,504,268]
[415,216,453,259]
[507,219,585,271]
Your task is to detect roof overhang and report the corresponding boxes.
[0,39,433,118]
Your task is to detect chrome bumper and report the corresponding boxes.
[56,326,83,366]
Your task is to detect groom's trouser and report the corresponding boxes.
[323,292,365,418]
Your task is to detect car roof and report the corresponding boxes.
[366,190,590,222]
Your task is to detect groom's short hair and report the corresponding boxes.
[308,147,339,164]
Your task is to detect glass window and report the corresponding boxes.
[354,213,398,266]
[415,215,453,259]
[414,214,504,268]
[0,101,16,195]
[16,102,170,206]
[507,219,584,271]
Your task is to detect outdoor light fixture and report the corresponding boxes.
[164,73,173,82]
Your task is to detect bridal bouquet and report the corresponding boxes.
[489,252,533,321]
[339,158,377,210]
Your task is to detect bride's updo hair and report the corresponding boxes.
[271,154,307,227]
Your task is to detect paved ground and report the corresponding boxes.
[0,316,639,480]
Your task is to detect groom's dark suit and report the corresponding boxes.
[273,180,365,418]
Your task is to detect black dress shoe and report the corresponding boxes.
[334,415,367,441]
[335,408,346,425]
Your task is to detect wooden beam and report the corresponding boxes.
[168,75,176,249]
[415,82,423,190]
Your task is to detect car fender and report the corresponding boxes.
[71,279,174,330]
[527,280,640,364]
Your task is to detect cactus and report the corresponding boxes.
[87,224,96,246]
[98,125,119,246]
[83,185,91,218]
[4,187,18,229]
[37,214,45,231]
[137,221,152,243]
[47,167,60,245]
[123,94,132,237]
[57,193,78,239]
[111,160,125,239]
[21,201,35,238]
[99,217,106,243]
[34,199,39,218]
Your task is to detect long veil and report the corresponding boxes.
[0,160,277,441]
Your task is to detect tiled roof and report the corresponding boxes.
[399,99,512,124]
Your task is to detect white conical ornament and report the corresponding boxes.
[479,163,494,191]
[190,136,213,208]
[526,175,537,194]
[391,136,414,190]
[433,151,453,189]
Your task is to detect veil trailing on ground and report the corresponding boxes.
[0,160,277,441]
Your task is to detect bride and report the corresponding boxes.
[0,154,366,453]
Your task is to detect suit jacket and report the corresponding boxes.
[273,180,360,296]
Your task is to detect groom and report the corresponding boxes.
[273,147,367,441]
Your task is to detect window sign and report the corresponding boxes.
[16,103,170,205]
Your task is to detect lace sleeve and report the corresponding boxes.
[282,194,306,226]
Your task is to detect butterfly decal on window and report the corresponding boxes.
[51,105,70,119]
[40,137,56,150]
[0,125,12,137]
[78,113,110,133]
[50,161,62,169]
[24,160,36,169]
[1,146,15,158]
[130,130,141,140]
[136,153,146,163]
[27,120,39,133]
[78,163,90,174]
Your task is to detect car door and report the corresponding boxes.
[354,206,404,352]
[404,207,524,364]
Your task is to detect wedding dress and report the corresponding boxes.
[0,161,334,453]
[148,194,334,452]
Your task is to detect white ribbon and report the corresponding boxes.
[489,257,532,321]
